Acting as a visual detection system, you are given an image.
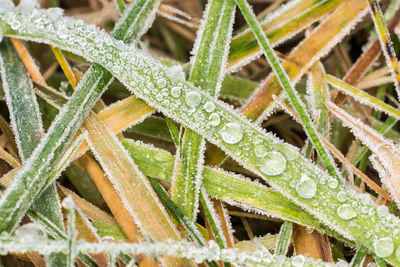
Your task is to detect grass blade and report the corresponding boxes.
[5,9,400,264]
[236,0,341,182]
[0,37,66,264]
[367,0,400,98]
[327,74,400,120]
[275,221,292,256]
[0,0,161,234]
[170,0,236,220]
[227,0,345,71]
[242,0,368,121]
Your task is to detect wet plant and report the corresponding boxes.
[1,0,400,266]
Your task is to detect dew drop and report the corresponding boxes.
[254,143,268,158]
[258,151,287,176]
[336,191,347,202]
[220,123,243,144]
[185,91,201,107]
[15,223,47,243]
[374,237,394,257]
[337,204,356,220]
[395,246,400,262]
[327,178,338,189]
[295,174,317,199]
[171,86,181,98]
[209,113,220,126]
[204,101,215,112]
[157,78,167,88]
[62,196,74,209]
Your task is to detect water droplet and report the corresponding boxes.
[374,237,394,257]
[157,78,167,88]
[296,174,317,199]
[15,223,47,243]
[337,191,346,202]
[258,151,287,176]
[185,91,201,107]
[395,246,400,261]
[337,204,356,220]
[377,205,388,217]
[254,143,268,158]
[220,123,243,144]
[62,196,74,209]
[292,255,305,267]
[204,101,215,112]
[327,178,338,189]
[194,254,204,264]
[171,86,181,98]
[209,113,220,126]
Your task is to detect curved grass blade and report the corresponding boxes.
[241,0,368,122]
[367,0,400,99]
[0,238,335,266]
[327,102,400,205]
[236,0,341,182]
[4,10,400,265]
[0,37,67,265]
[327,75,400,120]
[275,221,292,256]
[170,0,236,221]
[227,0,345,71]
[121,138,349,243]
[0,0,161,234]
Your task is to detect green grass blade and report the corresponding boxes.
[275,221,293,256]
[121,138,349,243]
[0,38,43,161]
[62,197,78,267]
[227,0,345,71]
[5,10,400,264]
[114,0,125,14]
[350,246,368,267]
[242,0,368,122]
[171,0,236,221]
[236,0,341,182]
[367,0,400,98]
[327,75,400,120]
[83,114,182,244]
[0,237,334,266]
[0,37,66,264]
[199,190,228,248]
[0,0,161,234]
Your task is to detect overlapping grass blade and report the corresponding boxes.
[327,75,400,120]
[171,0,236,221]
[242,0,368,121]
[0,0,161,234]
[121,138,349,243]
[0,37,66,264]
[236,0,341,182]
[367,0,400,98]
[227,0,345,71]
[4,8,400,265]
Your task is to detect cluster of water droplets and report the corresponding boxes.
[4,9,400,263]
